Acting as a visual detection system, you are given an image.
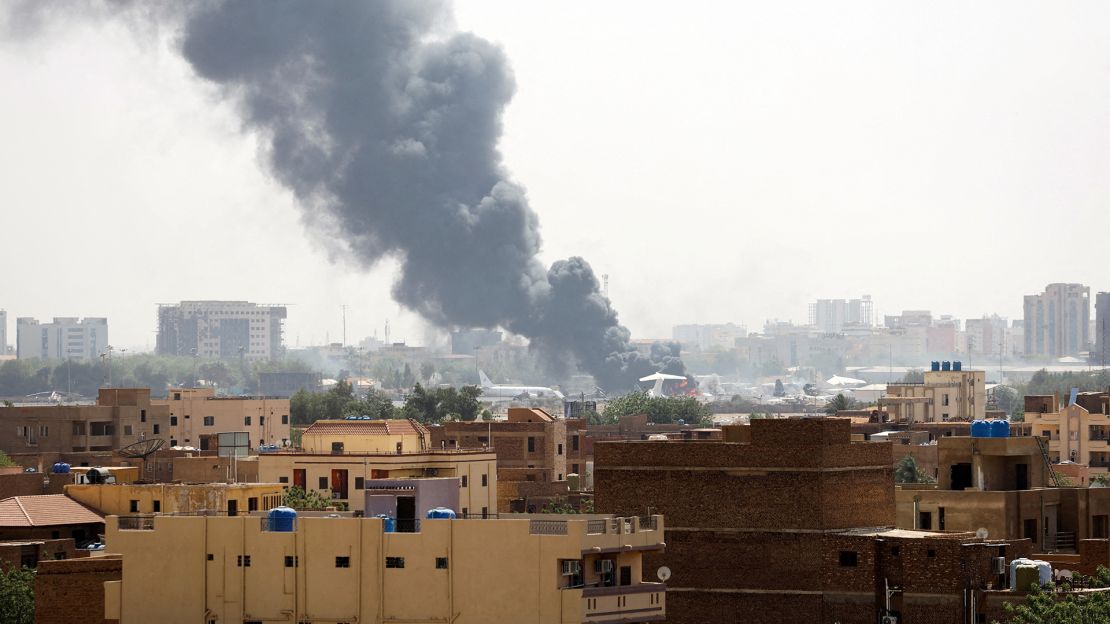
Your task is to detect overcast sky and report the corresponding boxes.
[2,1,1110,351]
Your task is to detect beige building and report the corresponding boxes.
[104,513,667,624]
[300,418,427,454]
[154,387,291,450]
[880,367,986,424]
[1025,391,1110,471]
[257,449,497,516]
[66,482,285,517]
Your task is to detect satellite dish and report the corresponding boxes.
[657,566,671,582]
[976,527,989,539]
[118,438,166,460]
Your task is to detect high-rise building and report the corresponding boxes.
[15,316,108,360]
[0,309,7,355]
[807,295,873,333]
[1095,292,1110,366]
[1023,283,1090,358]
[671,323,746,351]
[157,301,287,360]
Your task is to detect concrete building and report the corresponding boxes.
[671,323,747,351]
[1024,283,1090,358]
[15,316,108,360]
[895,433,1110,553]
[0,309,6,355]
[431,407,568,513]
[103,512,666,624]
[807,295,873,333]
[154,387,291,449]
[0,388,169,456]
[257,449,497,516]
[35,555,121,624]
[1096,292,1110,366]
[880,364,986,424]
[156,301,287,360]
[1024,390,1110,470]
[65,482,285,517]
[594,417,1028,624]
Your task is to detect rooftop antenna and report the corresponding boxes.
[118,438,166,480]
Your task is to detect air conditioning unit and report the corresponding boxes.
[993,557,1007,575]
[561,560,582,576]
[881,616,898,624]
[595,559,614,573]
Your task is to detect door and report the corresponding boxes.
[619,566,632,586]
[397,496,416,533]
[293,469,306,490]
[951,463,973,490]
[228,499,238,517]
[331,469,349,500]
[1016,464,1029,490]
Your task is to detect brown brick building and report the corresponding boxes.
[0,388,169,458]
[594,417,1030,624]
[34,555,121,624]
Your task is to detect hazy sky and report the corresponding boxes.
[2,2,1110,351]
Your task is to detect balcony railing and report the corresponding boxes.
[587,519,607,535]
[117,516,154,531]
[529,520,568,535]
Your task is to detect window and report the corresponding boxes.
[481,507,488,519]
[332,441,344,454]
[260,416,265,425]
[72,422,86,435]
[207,554,214,561]
[461,475,468,488]
[838,551,858,567]
[436,557,449,569]
[319,477,328,490]
[284,556,298,567]
[244,416,252,426]
[462,507,468,517]
[237,555,251,567]
[203,416,214,426]
[140,409,147,423]
[153,424,160,435]
[385,557,405,568]
[572,464,579,474]
[38,425,48,437]
[153,501,161,512]
[282,414,289,424]
[927,549,937,558]
[170,439,178,447]
[572,435,579,451]
[129,500,139,513]
[558,473,563,480]
[173,392,181,400]
[355,477,364,490]
[335,556,350,568]
[943,394,950,406]
[527,437,535,453]
[170,416,178,426]
[558,443,563,455]
[481,474,488,487]
[123,425,133,436]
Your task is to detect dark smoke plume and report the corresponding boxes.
[12,1,686,392]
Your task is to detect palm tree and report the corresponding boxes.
[824,393,857,415]
[894,456,921,483]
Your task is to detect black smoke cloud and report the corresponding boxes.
[14,0,686,392]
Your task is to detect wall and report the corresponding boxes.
[34,555,122,624]
[64,483,284,516]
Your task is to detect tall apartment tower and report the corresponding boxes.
[1023,283,1090,358]
[0,309,6,355]
[15,317,109,360]
[808,295,873,333]
[157,301,287,360]
[1096,292,1110,366]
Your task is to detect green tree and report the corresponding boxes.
[1093,473,1110,488]
[419,363,435,383]
[603,392,712,426]
[0,451,16,468]
[899,370,925,383]
[281,486,343,511]
[825,393,861,415]
[401,384,482,423]
[894,455,934,484]
[1000,567,1110,623]
[0,565,35,624]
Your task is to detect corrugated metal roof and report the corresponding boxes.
[0,494,104,528]
[303,419,428,437]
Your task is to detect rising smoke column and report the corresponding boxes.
[11,0,686,392]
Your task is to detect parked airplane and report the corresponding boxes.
[478,370,565,401]
[639,372,688,397]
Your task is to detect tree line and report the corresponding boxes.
[290,380,488,425]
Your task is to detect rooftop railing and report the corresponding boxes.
[529,520,568,535]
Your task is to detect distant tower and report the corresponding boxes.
[603,274,610,299]
[385,320,391,345]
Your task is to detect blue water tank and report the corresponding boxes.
[268,506,297,532]
[931,361,940,372]
[375,514,396,532]
[954,360,963,371]
[426,507,457,519]
[970,419,991,438]
[990,419,1010,438]
[941,361,952,371]
[51,462,70,474]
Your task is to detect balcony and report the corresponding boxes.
[581,515,665,554]
[582,583,666,623]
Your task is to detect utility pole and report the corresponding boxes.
[341,304,348,347]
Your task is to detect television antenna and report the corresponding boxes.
[118,438,166,479]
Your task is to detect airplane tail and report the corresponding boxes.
[478,370,493,387]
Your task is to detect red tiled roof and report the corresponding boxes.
[0,494,104,528]
[303,419,428,437]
